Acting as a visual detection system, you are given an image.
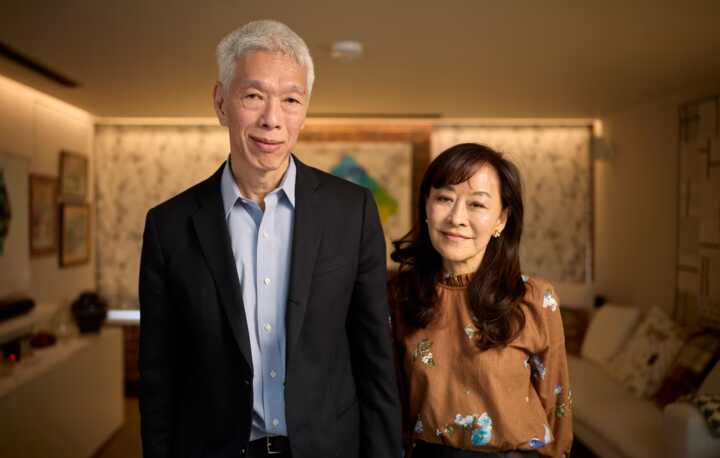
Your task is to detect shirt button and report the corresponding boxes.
[262,231,269,239]
[264,323,272,332]
[272,418,279,427]
[270,370,277,378]
[264,277,271,286]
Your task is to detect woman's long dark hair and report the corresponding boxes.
[390,143,528,351]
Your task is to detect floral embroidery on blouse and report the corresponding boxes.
[528,425,553,449]
[543,289,559,311]
[525,354,546,380]
[412,338,436,366]
[414,416,424,433]
[438,413,493,446]
[554,384,563,395]
[521,274,529,283]
[555,387,573,418]
[464,324,478,340]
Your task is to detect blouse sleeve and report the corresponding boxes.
[532,283,573,458]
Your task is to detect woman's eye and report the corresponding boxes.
[436,195,453,203]
[470,202,487,209]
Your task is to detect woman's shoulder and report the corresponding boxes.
[521,275,560,313]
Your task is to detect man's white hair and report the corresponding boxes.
[216,20,315,95]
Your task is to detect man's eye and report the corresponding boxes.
[286,97,301,104]
[245,93,262,100]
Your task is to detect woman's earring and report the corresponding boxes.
[493,229,502,238]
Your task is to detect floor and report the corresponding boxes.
[93,397,597,458]
[93,398,141,458]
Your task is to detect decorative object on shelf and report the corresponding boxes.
[0,294,35,322]
[30,330,57,348]
[0,169,10,255]
[29,174,59,256]
[59,150,88,201]
[71,291,107,333]
[60,203,90,267]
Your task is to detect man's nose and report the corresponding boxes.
[259,98,281,130]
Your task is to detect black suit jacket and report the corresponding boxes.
[138,157,401,458]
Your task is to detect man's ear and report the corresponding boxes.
[213,82,228,127]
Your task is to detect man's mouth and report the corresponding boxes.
[249,135,284,151]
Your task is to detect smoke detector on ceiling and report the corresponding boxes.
[331,40,363,61]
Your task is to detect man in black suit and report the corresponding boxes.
[138,20,401,458]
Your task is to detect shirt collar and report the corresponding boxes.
[220,155,297,217]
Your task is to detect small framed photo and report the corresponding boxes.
[60,203,90,267]
[59,151,88,201]
[29,174,59,256]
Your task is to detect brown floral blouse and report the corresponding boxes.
[391,274,573,457]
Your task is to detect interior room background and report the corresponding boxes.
[2,70,717,319]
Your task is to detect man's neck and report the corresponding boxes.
[229,156,289,209]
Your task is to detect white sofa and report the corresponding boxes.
[568,304,720,458]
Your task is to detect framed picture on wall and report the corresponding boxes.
[60,203,90,267]
[59,150,88,201]
[29,174,59,256]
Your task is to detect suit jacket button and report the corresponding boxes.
[244,379,250,385]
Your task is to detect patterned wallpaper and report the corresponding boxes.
[433,126,592,284]
[676,96,720,328]
[95,125,229,306]
[95,124,592,306]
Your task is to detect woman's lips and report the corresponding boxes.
[249,135,284,152]
[441,231,471,241]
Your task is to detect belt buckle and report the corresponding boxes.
[266,436,282,455]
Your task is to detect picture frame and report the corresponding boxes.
[59,150,88,201]
[60,203,90,267]
[29,174,59,256]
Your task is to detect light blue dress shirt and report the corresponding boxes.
[221,156,295,440]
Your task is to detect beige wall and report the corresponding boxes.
[595,83,720,312]
[0,74,95,304]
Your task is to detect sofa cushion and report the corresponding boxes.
[655,333,720,406]
[608,306,684,398]
[682,394,720,437]
[568,355,666,457]
[580,304,641,366]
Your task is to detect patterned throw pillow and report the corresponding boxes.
[682,394,720,437]
[654,333,720,407]
[608,306,685,398]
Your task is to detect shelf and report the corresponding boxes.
[0,303,59,345]
[0,335,89,398]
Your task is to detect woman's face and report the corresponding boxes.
[425,164,508,275]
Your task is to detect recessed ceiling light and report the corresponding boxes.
[331,40,363,61]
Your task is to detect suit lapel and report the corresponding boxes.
[192,165,253,370]
[286,158,322,361]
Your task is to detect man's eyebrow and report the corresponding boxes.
[238,80,306,95]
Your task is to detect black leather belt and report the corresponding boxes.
[247,436,290,457]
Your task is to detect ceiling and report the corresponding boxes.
[1,0,719,118]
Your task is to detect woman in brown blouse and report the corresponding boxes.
[389,143,572,458]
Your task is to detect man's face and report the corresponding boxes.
[214,50,308,175]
